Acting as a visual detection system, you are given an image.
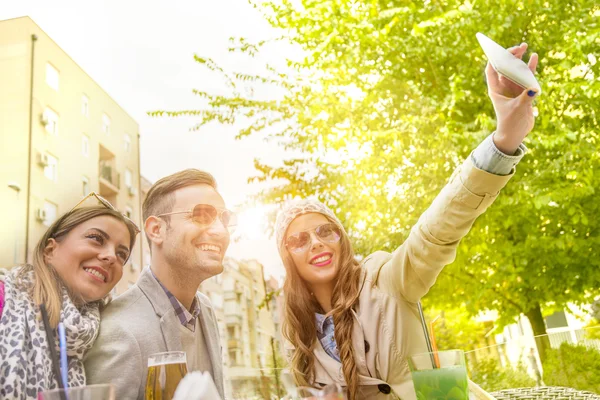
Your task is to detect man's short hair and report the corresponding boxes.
[142,169,217,246]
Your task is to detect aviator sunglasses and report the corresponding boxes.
[70,191,141,234]
[157,204,237,233]
[285,223,341,254]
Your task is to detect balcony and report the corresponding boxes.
[224,291,239,301]
[225,301,244,316]
[226,314,242,325]
[99,161,120,196]
[98,145,120,196]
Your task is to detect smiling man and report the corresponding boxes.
[85,169,234,400]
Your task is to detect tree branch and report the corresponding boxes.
[443,269,525,313]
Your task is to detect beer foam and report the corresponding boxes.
[148,354,187,367]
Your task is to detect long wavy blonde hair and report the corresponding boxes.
[281,215,364,400]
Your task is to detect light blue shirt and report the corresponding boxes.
[315,133,527,361]
[471,133,527,175]
[316,312,341,362]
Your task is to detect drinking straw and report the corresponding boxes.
[58,322,69,389]
[416,301,438,369]
[430,315,441,368]
[39,304,67,400]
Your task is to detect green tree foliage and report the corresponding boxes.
[543,343,600,393]
[150,0,600,359]
[425,307,489,351]
[265,346,288,399]
[467,358,535,393]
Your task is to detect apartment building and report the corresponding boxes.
[0,16,142,293]
[140,175,153,272]
[198,272,231,397]
[201,258,281,399]
[266,276,286,355]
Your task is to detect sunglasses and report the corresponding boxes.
[157,204,237,233]
[285,223,341,254]
[70,192,141,234]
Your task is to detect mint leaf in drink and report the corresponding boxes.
[448,387,468,400]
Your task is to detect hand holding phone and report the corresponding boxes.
[476,32,542,95]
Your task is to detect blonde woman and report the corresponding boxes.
[275,45,539,400]
[0,193,139,399]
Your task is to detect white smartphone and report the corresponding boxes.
[476,32,541,95]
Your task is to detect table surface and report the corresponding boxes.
[489,386,600,400]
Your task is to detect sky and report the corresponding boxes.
[0,0,292,280]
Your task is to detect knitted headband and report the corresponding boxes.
[274,198,345,253]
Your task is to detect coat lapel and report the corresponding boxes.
[350,309,371,377]
[137,268,224,398]
[314,340,343,384]
[313,307,388,388]
[160,309,183,352]
[314,341,389,387]
[137,267,183,352]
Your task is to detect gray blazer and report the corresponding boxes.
[84,267,224,400]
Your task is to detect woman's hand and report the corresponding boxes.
[486,43,539,154]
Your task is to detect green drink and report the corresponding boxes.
[408,350,469,400]
[411,365,468,400]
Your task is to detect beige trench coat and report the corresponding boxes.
[311,157,514,399]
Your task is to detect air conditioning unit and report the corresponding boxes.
[37,153,49,167]
[128,186,137,196]
[39,113,49,126]
[36,208,47,222]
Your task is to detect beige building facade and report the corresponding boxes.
[0,16,143,293]
[140,175,153,273]
[201,258,282,399]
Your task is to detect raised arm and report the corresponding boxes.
[369,43,539,302]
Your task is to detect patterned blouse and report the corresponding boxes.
[0,281,4,318]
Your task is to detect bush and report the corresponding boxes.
[584,320,600,340]
[468,357,535,392]
[543,343,600,394]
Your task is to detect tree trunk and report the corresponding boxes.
[525,303,551,363]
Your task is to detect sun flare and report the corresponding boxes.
[234,204,272,241]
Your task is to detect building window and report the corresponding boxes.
[82,134,90,157]
[211,293,224,309]
[43,154,58,181]
[102,113,111,135]
[125,169,133,188]
[82,95,89,117]
[42,201,58,227]
[82,176,89,196]
[124,134,131,153]
[546,310,569,329]
[43,108,59,135]
[125,205,133,219]
[45,63,59,91]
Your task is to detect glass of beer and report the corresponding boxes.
[145,351,188,400]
